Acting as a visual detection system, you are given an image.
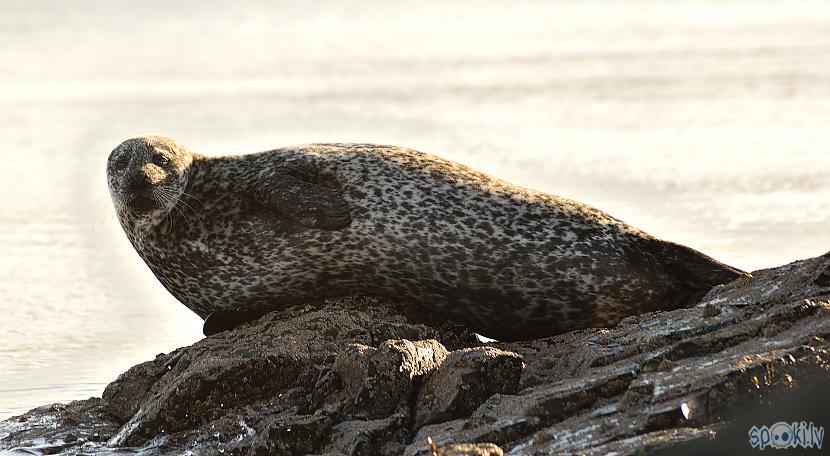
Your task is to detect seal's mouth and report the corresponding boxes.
[127,194,157,212]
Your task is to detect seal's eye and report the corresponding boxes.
[112,155,130,170]
[153,155,170,166]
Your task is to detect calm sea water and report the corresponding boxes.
[1,0,829,420]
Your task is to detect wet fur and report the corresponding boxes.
[108,136,743,341]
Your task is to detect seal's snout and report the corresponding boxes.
[124,163,168,194]
[126,170,152,193]
[121,166,165,213]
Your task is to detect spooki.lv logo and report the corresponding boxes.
[748,422,824,450]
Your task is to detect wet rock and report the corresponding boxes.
[98,295,462,448]
[437,442,504,455]
[323,413,410,455]
[414,347,523,428]
[702,303,720,318]
[410,440,504,456]
[334,339,449,420]
[0,399,120,454]
[247,409,335,455]
[3,253,830,455]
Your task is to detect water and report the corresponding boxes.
[2,0,829,420]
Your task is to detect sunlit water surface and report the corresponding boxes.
[2,0,830,420]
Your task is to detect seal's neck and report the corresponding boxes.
[118,205,169,245]
[186,153,259,195]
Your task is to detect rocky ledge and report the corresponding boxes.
[2,252,830,455]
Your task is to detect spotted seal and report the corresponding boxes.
[107,135,743,341]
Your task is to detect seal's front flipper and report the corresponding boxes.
[255,174,352,230]
[203,308,271,336]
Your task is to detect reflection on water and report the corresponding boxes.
[1,0,830,419]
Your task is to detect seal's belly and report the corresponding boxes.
[147,209,353,317]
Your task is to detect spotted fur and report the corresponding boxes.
[107,136,743,341]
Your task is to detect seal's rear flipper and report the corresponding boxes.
[255,173,352,230]
[203,308,272,336]
[650,237,745,309]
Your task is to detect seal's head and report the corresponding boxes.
[107,135,194,230]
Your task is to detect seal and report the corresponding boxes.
[107,135,743,341]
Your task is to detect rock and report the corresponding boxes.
[414,347,523,428]
[2,253,830,455]
[423,442,504,456]
[0,399,120,453]
[334,339,449,420]
[438,443,504,455]
[98,295,466,448]
[407,436,504,456]
[323,414,410,455]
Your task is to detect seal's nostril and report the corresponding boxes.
[127,173,152,193]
